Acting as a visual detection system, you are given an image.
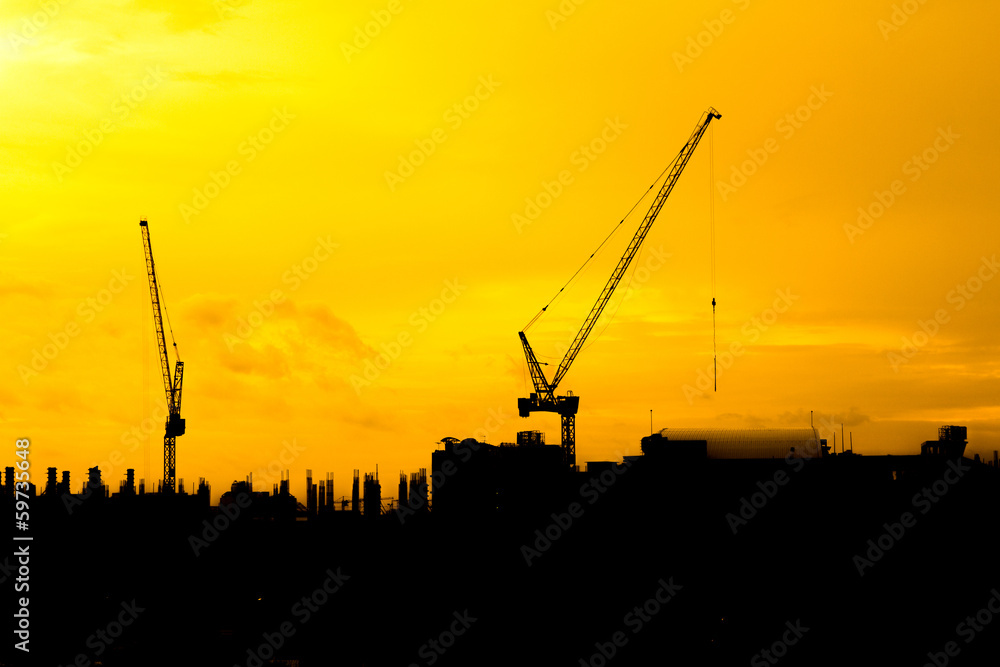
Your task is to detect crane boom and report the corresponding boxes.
[140,219,185,492]
[141,220,174,404]
[518,107,721,468]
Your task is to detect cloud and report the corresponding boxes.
[218,340,289,378]
[182,293,240,329]
[0,275,56,299]
[699,413,772,428]
[37,384,89,414]
[212,300,372,383]
[69,35,118,56]
[776,407,870,428]
[295,302,373,359]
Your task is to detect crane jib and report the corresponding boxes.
[523,108,720,395]
[141,223,175,409]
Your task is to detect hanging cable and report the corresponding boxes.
[158,278,181,361]
[537,242,647,362]
[142,294,150,486]
[578,244,644,355]
[522,145,685,332]
[521,356,528,394]
[709,123,717,391]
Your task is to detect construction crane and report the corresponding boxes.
[140,218,185,493]
[518,108,721,469]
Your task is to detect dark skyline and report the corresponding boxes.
[5,424,1000,665]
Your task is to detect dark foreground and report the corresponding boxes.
[3,453,1000,666]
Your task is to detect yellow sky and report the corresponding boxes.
[3,0,999,502]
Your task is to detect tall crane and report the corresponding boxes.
[140,218,185,493]
[518,108,721,469]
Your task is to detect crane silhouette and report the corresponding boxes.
[518,108,721,469]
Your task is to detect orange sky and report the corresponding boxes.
[3,0,999,503]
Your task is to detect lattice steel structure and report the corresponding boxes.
[140,219,185,493]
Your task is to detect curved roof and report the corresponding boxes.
[656,427,823,460]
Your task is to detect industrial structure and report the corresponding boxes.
[352,470,360,515]
[641,427,826,461]
[518,108,722,469]
[140,218,186,493]
[363,470,381,518]
[4,426,997,518]
[431,431,570,517]
[920,425,968,458]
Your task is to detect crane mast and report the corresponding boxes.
[140,219,185,493]
[518,107,721,469]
